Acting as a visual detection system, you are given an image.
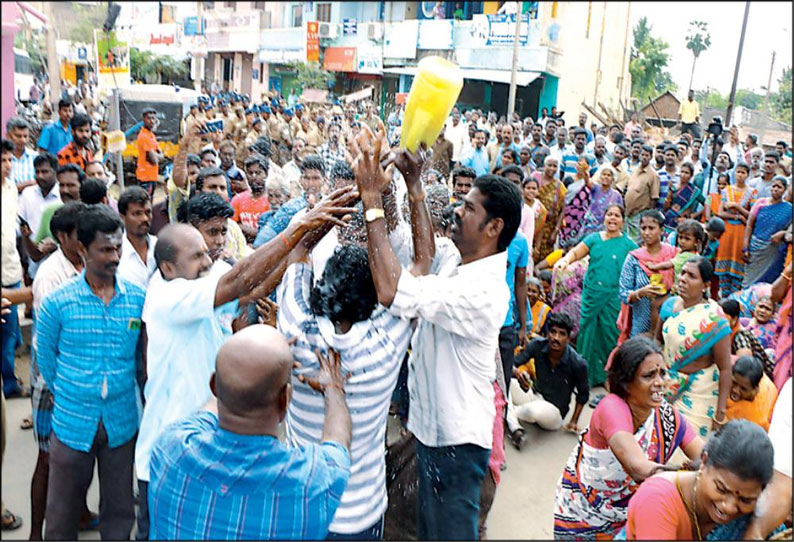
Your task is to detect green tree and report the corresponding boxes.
[629,17,677,102]
[287,61,333,92]
[130,48,188,84]
[735,89,763,110]
[60,2,108,44]
[771,66,792,125]
[685,20,711,91]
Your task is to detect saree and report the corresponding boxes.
[578,234,638,387]
[714,185,757,298]
[663,182,699,233]
[728,283,773,319]
[528,300,552,336]
[558,180,591,249]
[553,400,687,540]
[572,185,624,245]
[552,256,589,341]
[743,200,793,287]
[741,317,778,351]
[535,179,567,261]
[773,287,792,390]
[661,298,732,437]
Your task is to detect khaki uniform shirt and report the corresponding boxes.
[624,164,660,217]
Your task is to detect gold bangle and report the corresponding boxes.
[713,414,727,425]
[782,272,792,282]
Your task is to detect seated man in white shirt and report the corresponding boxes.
[133,186,357,540]
[117,187,157,289]
[353,126,523,541]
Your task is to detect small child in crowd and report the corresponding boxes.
[648,219,706,292]
[703,216,725,298]
[525,277,551,339]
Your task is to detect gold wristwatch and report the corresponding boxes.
[364,208,385,223]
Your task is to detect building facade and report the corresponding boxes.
[193,1,631,121]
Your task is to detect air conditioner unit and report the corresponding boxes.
[318,22,339,39]
[366,22,383,40]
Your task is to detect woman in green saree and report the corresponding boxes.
[554,203,638,387]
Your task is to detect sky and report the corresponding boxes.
[631,1,792,96]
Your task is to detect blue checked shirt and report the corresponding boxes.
[149,410,350,540]
[11,147,38,185]
[37,120,73,156]
[253,196,307,248]
[35,271,146,452]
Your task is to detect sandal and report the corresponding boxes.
[1,510,23,531]
[509,428,526,451]
[20,416,33,430]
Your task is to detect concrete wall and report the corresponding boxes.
[539,1,632,126]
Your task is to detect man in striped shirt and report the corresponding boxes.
[36,205,146,540]
[6,116,38,191]
[277,241,415,538]
[148,325,352,540]
[354,127,522,540]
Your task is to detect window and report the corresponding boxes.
[291,4,302,26]
[316,2,331,22]
[224,1,235,7]
[259,63,265,83]
[253,1,266,8]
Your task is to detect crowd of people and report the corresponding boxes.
[1,78,792,541]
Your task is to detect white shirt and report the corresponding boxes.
[118,233,157,289]
[136,260,238,481]
[769,379,792,478]
[445,121,469,163]
[389,250,509,449]
[1,178,23,285]
[18,184,61,239]
[32,248,80,311]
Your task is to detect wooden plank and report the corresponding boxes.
[581,101,610,127]
[599,101,623,128]
[649,97,665,129]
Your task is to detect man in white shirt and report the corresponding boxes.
[19,153,61,279]
[133,187,356,538]
[117,187,157,289]
[446,109,468,164]
[354,130,523,541]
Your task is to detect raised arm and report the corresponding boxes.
[173,122,203,189]
[215,186,357,308]
[394,146,435,276]
[354,126,405,307]
[298,348,352,452]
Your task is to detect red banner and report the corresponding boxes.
[306,21,319,62]
[323,47,356,72]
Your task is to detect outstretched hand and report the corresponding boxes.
[303,186,358,235]
[296,348,350,395]
[394,145,427,192]
[352,124,392,197]
[256,298,278,327]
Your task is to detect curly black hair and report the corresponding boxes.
[176,192,234,226]
[607,336,663,401]
[309,245,377,325]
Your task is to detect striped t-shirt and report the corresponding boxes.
[277,262,413,534]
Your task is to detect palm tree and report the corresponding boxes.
[685,20,711,91]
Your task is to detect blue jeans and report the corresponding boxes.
[416,441,491,540]
[1,282,22,396]
[326,516,383,540]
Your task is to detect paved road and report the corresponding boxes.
[2,337,599,540]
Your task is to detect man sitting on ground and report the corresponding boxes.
[512,312,589,433]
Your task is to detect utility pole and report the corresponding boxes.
[44,2,60,119]
[593,1,607,105]
[617,2,631,102]
[760,51,775,144]
[507,1,521,118]
[111,88,124,191]
[726,0,750,127]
